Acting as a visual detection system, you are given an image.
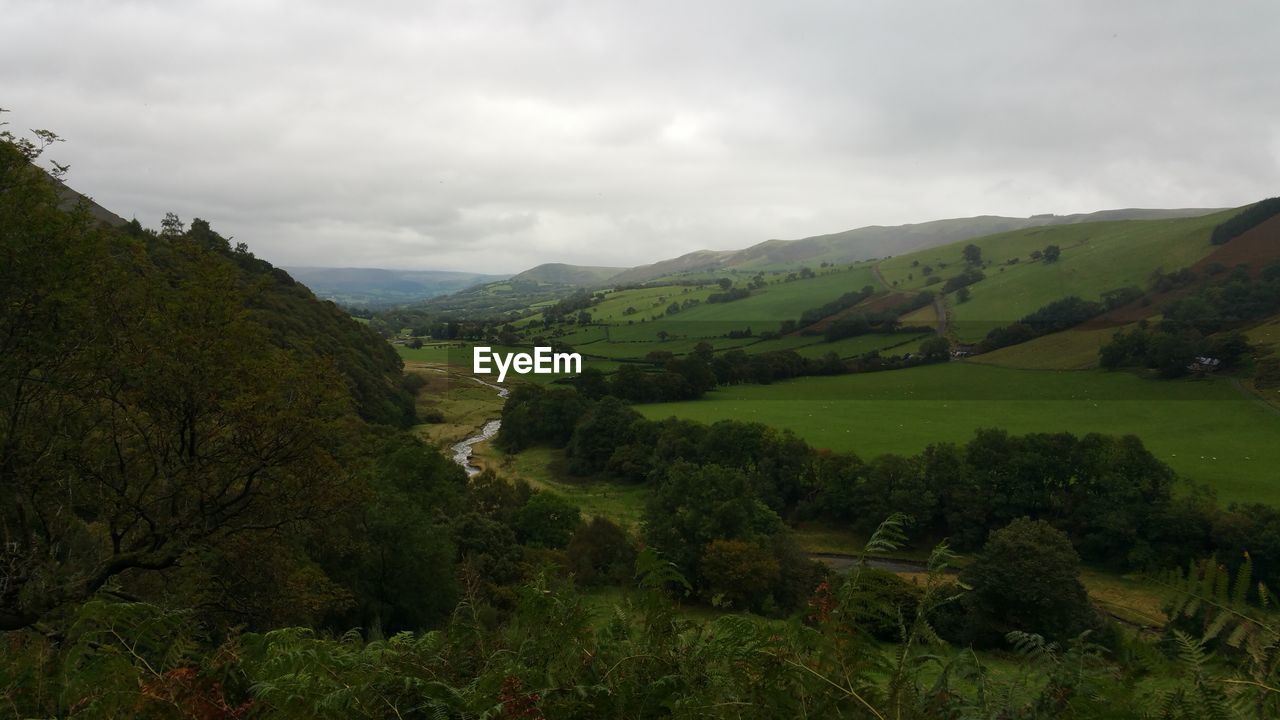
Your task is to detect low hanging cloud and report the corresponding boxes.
[3,0,1277,273]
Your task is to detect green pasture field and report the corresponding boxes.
[1248,314,1280,351]
[575,335,758,359]
[636,361,1280,504]
[968,325,1125,370]
[396,342,464,364]
[653,264,879,326]
[877,210,1235,341]
[471,444,650,529]
[802,332,929,358]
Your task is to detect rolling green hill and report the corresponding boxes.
[511,262,627,286]
[605,208,1222,285]
[878,209,1237,341]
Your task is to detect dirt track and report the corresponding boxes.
[874,261,948,336]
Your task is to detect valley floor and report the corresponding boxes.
[634,361,1280,505]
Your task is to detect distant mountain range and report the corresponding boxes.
[283,267,509,306]
[49,170,1227,308]
[291,207,1226,307]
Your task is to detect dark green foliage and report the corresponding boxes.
[1150,556,1280,718]
[1042,244,1062,262]
[956,518,1098,646]
[566,396,643,475]
[1099,263,1278,375]
[979,322,1037,351]
[496,383,589,451]
[919,335,951,362]
[797,285,876,327]
[514,493,582,548]
[1210,196,1280,245]
[706,286,751,303]
[0,128,467,644]
[452,511,524,588]
[643,461,786,593]
[1102,285,1144,310]
[942,267,985,293]
[979,295,1103,352]
[174,218,417,427]
[1019,296,1103,334]
[1101,327,1251,377]
[326,436,467,634]
[565,517,637,586]
[836,568,923,641]
[700,538,781,610]
[0,138,374,631]
[962,243,983,266]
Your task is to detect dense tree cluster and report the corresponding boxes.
[1100,265,1278,376]
[797,285,876,327]
[549,335,949,406]
[942,268,985,293]
[706,286,752,303]
[1210,196,1280,245]
[0,135,451,637]
[822,293,935,342]
[946,518,1100,646]
[497,384,1273,594]
[978,295,1104,352]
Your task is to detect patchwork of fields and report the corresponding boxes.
[877,210,1234,341]
[637,362,1280,504]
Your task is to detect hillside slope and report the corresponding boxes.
[606,208,1222,285]
[877,209,1238,341]
[513,262,627,286]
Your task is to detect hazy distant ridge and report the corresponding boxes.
[284,267,508,306]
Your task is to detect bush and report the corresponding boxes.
[700,539,781,611]
[956,517,1099,646]
[919,336,951,363]
[837,569,923,641]
[565,517,637,586]
[941,268,984,293]
[514,493,582,548]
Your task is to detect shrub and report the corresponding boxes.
[700,539,781,611]
[957,517,1099,646]
[565,517,637,586]
[514,493,582,548]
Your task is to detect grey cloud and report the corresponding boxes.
[3,0,1277,273]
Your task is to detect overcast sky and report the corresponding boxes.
[4,1,1278,273]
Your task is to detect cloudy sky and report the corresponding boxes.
[4,1,1278,273]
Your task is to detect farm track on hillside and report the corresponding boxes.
[876,261,948,336]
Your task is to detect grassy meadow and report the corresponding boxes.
[636,361,1280,504]
[471,444,650,529]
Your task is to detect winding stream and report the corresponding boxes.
[450,375,509,476]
